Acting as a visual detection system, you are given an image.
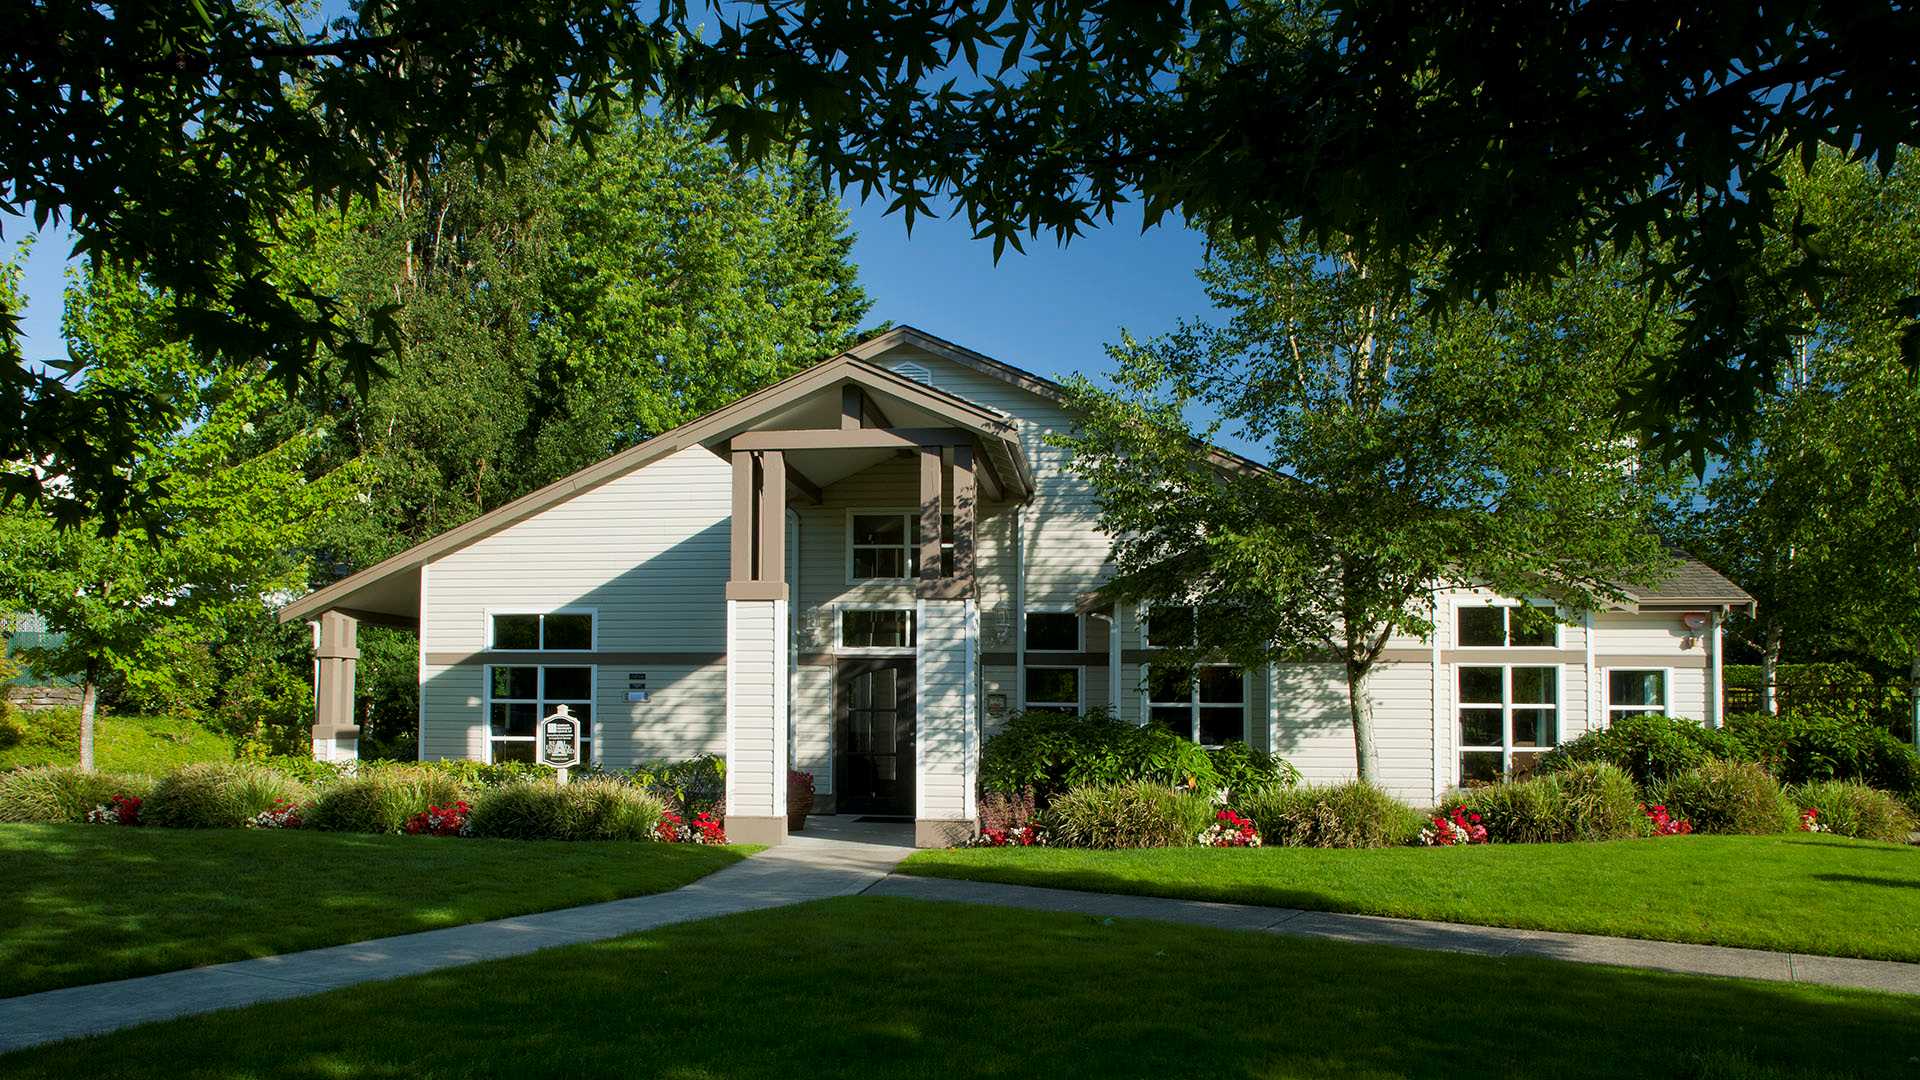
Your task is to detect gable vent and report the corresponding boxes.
[888,361,933,385]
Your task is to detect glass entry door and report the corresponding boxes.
[834,658,915,815]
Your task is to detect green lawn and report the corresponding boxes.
[903,834,1920,961]
[2,897,1913,1079]
[0,711,233,774]
[0,823,754,997]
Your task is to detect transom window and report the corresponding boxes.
[839,608,916,652]
[1456,603,1556,648]
[1024,667,1082,715]
[1457,665,1558,784]
[487,665,593,765]
[1025,611,1081,652]
[1608,669,1669,723]
[1147,664,1246,746]
[849,512,953,580]
[490,611,595,651]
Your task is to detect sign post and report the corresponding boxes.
[537,704,582,784]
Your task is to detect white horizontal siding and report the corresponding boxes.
[727,599,785,816]
[917,599,972,821]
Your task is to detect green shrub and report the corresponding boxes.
[1045,782,1210,849]
[1724,707,1920,799]
[1444,764,1642,844]
[636,753,728,817]
[0,704,25,750]
[247,754,354,786]
[304,768,467,834]
[144,762,312,828]
[1653,760,1794,836]
[465,778,667,841]
[980,710,1228,803]
[0,766,154,822]
[394,758,551,790]
[1538,713,1747,787]
[1206,741,1301,797]
[1790,781,1918,843]
[1239,781,1424,848]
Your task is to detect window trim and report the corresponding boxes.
[1602,666,1674,725]
[1454,662,1563,783]
[1453,599,1561,649]
[1142,662,1249,748]
[1023,608,1084,653]
[1022,664,1084,713]
[844,507,954,583]
[485,608,599,652]
[833,603,919,656]
[482,663,598,765]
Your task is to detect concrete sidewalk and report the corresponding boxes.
[869,874,1920,996]
[0,819,914,1055]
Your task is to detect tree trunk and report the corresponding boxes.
[78,677,98,773]
[1760,624,1783,715]
[1909,652,1920,750]
[1345,660,1379,782]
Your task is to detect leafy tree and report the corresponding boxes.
[1059,235,1678,779]
[1674,151,1920,723]
[0,266,365,768]
[10,0,1918,521]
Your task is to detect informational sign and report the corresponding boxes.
[537,705,582,772]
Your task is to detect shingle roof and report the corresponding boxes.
[1620,552,1755,610]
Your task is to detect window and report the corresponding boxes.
[1025,611,1081,652]
[839,608,916,651]
[490,611,595,651]
[1025,667,1081,715]
[1146,664,1246,746]
[1608,669,1669,723]
[1457,665,1558,784]
[1144,605,1196,650]
[1456,603,1556,647]
[849,512,953,580]
[487,665,593,765]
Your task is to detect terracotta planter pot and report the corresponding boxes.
[788,810,808,832]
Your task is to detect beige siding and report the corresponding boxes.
[727,599,786,816]
[792,664,834,793]
[1271,662,1434,805]
[917,599,974,820]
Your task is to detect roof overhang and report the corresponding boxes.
[278,351,1033,625]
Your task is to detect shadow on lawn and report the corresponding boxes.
[1814,873,1920,890]
[0,896,1914,1080]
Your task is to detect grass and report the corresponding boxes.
[902,834,1920,961]
[0,823,755,997]
[2,897,1914,1079]
[0,710,233,774]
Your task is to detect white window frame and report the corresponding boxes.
[833,603,918,656]
[483,663,597,765]
[1453,599,1561,649]
[485,608,599,652]
[1454,662,1563,783]
[1142,663,1249,748]
[845,508,955,583]
[1022,665,1084,713]
[1602,666,1673,725]
[1023,608,1084,653]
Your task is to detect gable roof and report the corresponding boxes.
[1622,552,1756,611]
[278,338,1034,624]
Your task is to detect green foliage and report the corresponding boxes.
[242,755,353,787]
[1790,781,1918,844]
[1443,765,1643,844]
[1539,713,1747,788]
[143,763,312,829]
[0,709,236,774]
[1653,761,1795,836]
[978,710,1227,803]
[1237,782,1425,849]
[465,778,666,842]
[303,768,466,834]
[632,754,729,818]
[1045,782,1212,849]
[0,766,154,823]
[373,758,549,791]
[1206,741,1301,797]
[1722,709,1920,799]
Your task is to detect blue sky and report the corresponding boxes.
[12,198,1216,392]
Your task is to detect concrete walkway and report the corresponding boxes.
[0,818,914,1055]
[868,874,1920,996]
[5,819,1918,1055]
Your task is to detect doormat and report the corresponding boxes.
[853,815,914,824]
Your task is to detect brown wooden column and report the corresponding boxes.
[311,611,360,762]
[730,449,754,584]
[758,449,786,584]
[919,444,943,588]
[952,442,976,588]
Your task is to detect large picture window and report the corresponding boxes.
[1457,665,1558,784]
[1024,667,1082,715]
[1456,603,1556,648]
[1607,669,1669,723]
[490,611,595,651]
[849,511,953,580]
[487,665,593,764]
[1146,664,1246,746]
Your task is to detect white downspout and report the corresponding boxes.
[1013,512,1026,710]
[1710,608,1726,728]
